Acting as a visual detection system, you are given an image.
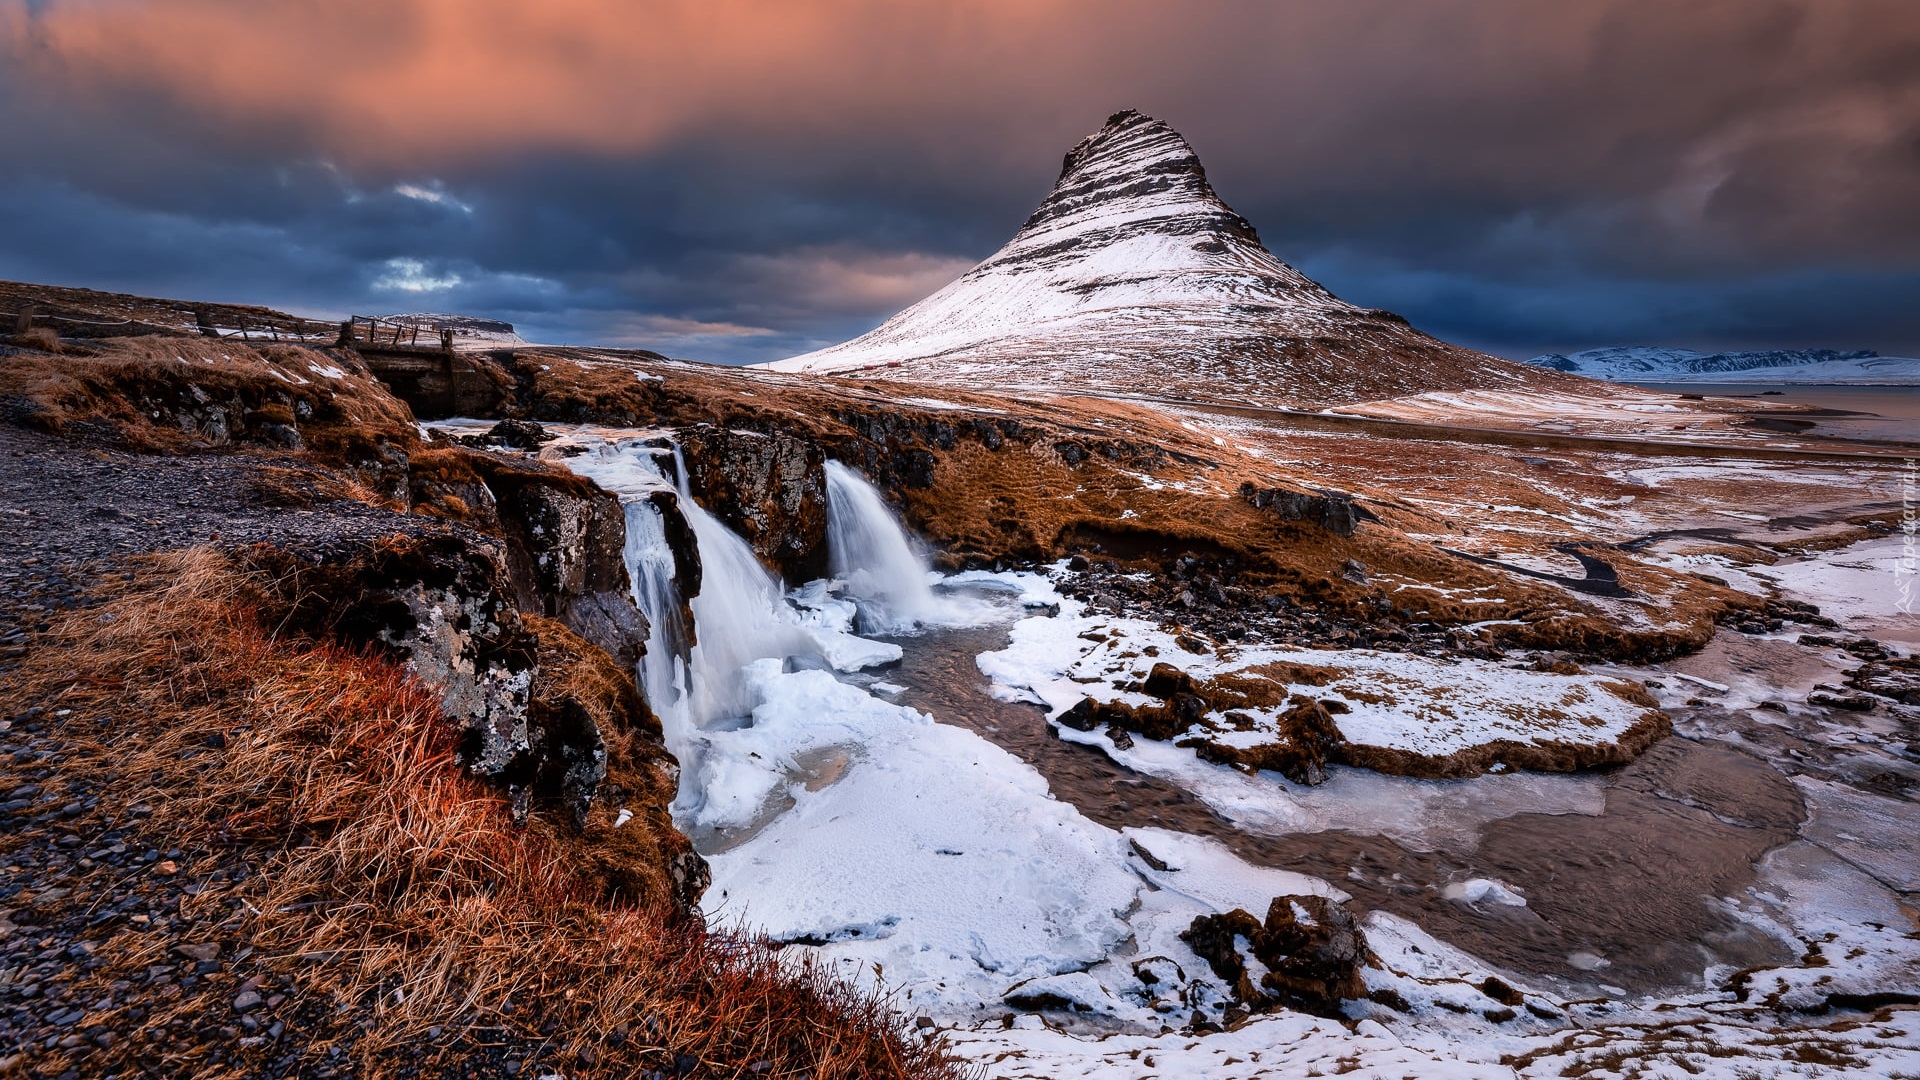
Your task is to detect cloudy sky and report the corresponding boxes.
[2,0,1917,363]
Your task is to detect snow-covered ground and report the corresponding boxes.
[1335,386,1790,443]
[979,593,1657,772]
[701,556,1920,1078]
[530,422,1920,1079]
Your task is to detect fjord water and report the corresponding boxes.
[1634,382,1920,443]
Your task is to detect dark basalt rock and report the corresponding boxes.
[1480,976,1524,1007]
[647,489,704,660]
[485,418,555,449]
[1846,658,1920,704]
[466,453,650,672]
[1059,695,1194,742]
[236,522,675,869]
[1142,661,1198,698]
[1238,481,1374,537]
[1181,894,1374,1019]
[241,532,545,789]
[678,425,828,582]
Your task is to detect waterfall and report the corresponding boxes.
[671,448,816,726]
[566,438,813,726]
[622,494,691,731]
[824,460,965,634]
[564,437,924,819]
[563,439,693,735]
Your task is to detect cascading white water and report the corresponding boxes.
[561,439,692,734]
[566,438,813,726]
[563,436,926,822]
[622,494,691,728]
[671,447,815,726]
[824,460,978,634]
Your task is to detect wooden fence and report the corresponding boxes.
[1,307,454,352]
[346,316,454,351]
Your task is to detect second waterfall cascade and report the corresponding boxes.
[822,460,988,634]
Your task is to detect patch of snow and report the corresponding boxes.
[704,661,1143,1016]
[1441,878,1528,907]
[978,600,1654,763]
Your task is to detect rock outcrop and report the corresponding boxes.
[1182,895,1375,1019]
[242,533,542,780]
[677,425,828,582]
[408,440,658,669]
[1238,482,1374,538]
[1189,698,1348,786]
[469,453,650,672]
[241,526,706,911]
[0,336,421,500]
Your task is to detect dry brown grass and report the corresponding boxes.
[9,327,61,353]
[247,464,392,510]
[0,336,418,466]
[9,549,965,1079]
[511,351,665,425]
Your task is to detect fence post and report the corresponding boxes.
[14,307,34,335]
[195,307,219,338]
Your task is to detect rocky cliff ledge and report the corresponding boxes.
[0,335,708,909]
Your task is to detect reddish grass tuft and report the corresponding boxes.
[5,549,968,1078]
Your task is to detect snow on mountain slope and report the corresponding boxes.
[762,110,1585,407]
[1528,346,1920,385]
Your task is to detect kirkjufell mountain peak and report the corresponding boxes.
[765,109,1578,406]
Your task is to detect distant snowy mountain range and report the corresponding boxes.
[763,110,1586,407]
[1527,346,1920,385]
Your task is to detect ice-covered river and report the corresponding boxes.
[533,424,1919,1078]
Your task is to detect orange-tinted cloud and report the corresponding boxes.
[7,0,1097,162]
[2,0,1917,358]
[9,0,1917,257]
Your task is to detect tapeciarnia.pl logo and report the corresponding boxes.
[1901,458,1918,614]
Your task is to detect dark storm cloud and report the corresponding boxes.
[1,0,1917,362]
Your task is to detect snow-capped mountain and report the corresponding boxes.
[762,110,1576,407]
[1527,346,1920,385]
